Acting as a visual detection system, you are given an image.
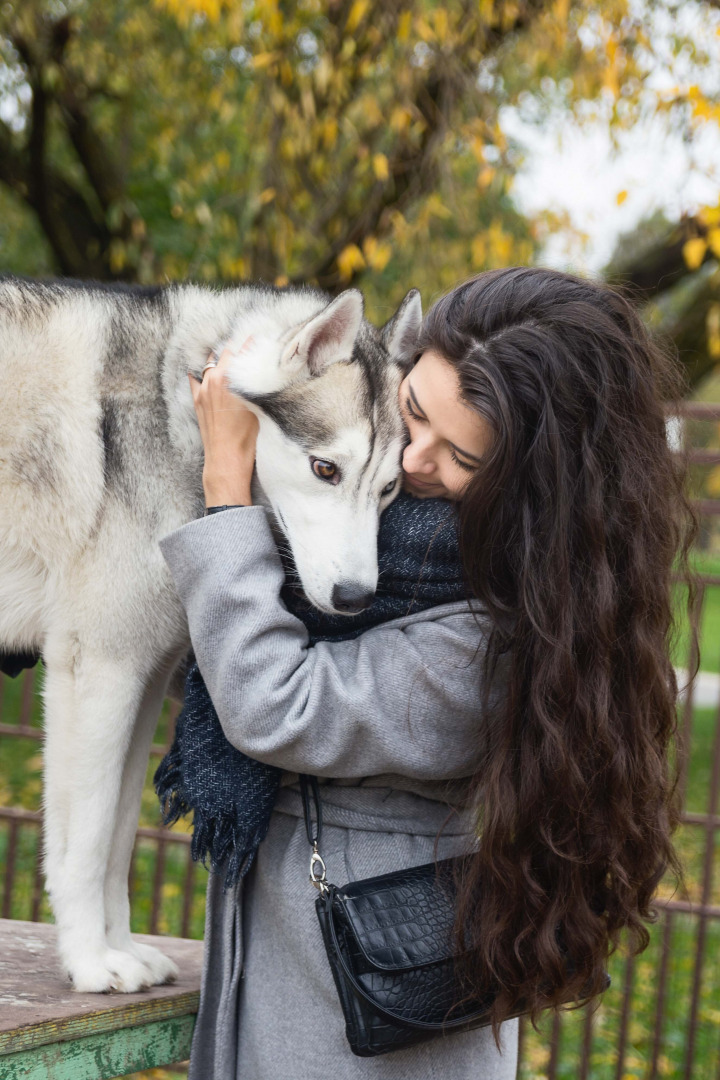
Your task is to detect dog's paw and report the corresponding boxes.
[67,948,155,993]
[129,941,179,985]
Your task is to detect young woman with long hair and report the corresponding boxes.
[159,266,696,1078]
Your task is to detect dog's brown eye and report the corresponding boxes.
[311,458,339,483]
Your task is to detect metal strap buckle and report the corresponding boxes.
[309,843,329,895]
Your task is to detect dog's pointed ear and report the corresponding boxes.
[382,289,422,366]
[282,289,364,377]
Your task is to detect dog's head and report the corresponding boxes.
[221,288,422,615]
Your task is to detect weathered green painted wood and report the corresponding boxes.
[0,1014,196,1080]
[0,919,203,1059]
[0,991,200,1057]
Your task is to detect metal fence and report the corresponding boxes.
[1,400,719,1078]
[0,685,204,939]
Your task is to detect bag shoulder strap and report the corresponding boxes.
[299,774,323,848]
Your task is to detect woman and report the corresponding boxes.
[159,267,695,1079]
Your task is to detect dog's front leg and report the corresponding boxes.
[47,654,158,992]
[104,661,181,986]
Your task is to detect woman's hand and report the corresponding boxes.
[189,343,259,508]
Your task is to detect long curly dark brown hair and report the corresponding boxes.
[418,267,699,1045]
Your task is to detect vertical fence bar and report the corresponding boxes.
[2,817,19,920]
[546,1009,561,1080]
[516,1014,525,1072]
[150,835,168,935]
[683,662,720,1080]
[648,910,673,1080]
[30,821,44,922]
[18,667,36,730]
[181,849,196,939]
[677,583,704,810]
[614,951,635,1080]
[578,1005,594,1080]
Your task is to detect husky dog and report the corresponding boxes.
[0,274,422,993]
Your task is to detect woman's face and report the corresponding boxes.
[398,350,493,500]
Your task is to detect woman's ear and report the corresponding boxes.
[382,289,422,366]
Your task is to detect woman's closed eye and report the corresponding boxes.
[404,397,426,423]
[449,449,475,472]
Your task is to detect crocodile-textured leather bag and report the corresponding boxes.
[299,775,610,1058]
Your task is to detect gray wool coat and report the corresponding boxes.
[159,506,519,1080]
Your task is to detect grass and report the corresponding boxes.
[1,575,720,1078]
[671,551,720,674]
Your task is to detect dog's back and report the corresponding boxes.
[0,277,181,654]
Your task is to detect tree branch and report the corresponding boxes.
[605,216,711,300]
[295,0,549,290]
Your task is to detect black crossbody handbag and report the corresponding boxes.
[299,774,610,1058]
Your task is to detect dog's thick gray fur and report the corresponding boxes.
[0,274,421,992]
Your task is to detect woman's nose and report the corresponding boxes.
[402,437,436,475]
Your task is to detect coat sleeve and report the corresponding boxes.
[159,506,496,780]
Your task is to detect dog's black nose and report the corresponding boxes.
[332,582,375,613]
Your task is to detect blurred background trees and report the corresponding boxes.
[0,0,719,366]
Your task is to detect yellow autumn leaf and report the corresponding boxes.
[397,11,412,42]
[372,153,390,181]
[109,238,126,273]
[433,8,449,42]
[155,0,227,26]
[275,274,290,287]
[363,236,391,271]
[390,106,411,132]
[707,227,720,257]
[683,237,707,270]
[699,205,720,227]
[707,463,720,497]
[322,118,338,148]
[346,0,370,33]
[616,189,628,205]
[425,193,451,220]
[707,303,720,360]
[252,51,278,70]
[337,244,366,281]
[259,187,276,205]
[471,235,487,268]
[415,16,435,43]
[219,254,246,279]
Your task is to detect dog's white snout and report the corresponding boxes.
[331,581,376,614]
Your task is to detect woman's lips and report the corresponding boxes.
[404,473,441,491]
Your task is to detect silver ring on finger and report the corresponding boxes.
[202,360,219,377]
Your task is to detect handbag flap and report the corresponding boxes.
[334,858,459,972]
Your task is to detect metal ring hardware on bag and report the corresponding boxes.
[299,774,331,897]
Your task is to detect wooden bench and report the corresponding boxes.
[0,919,203,1079]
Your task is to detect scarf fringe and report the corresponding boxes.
[154,749,277,890]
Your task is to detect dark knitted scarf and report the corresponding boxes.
[154,492,466,889]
